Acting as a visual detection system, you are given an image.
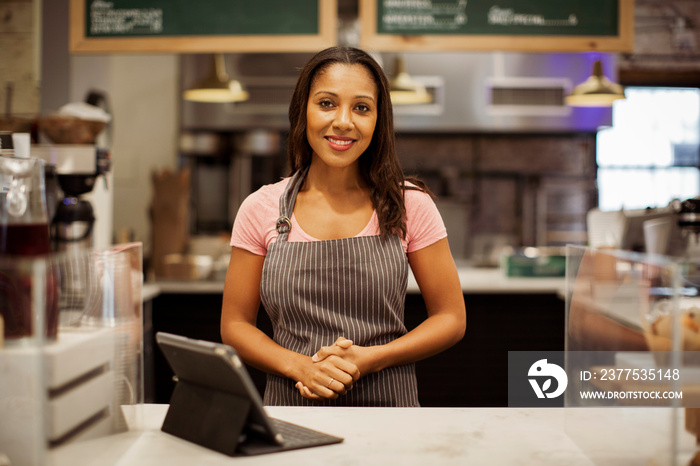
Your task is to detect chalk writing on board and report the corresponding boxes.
[90,1,163,35]
[380,1,584,33]
[382,0,467,31]
[487,7,578,27]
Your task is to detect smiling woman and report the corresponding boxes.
[305,63,378,170]
[298,63,378,240]
[220,46,466,407]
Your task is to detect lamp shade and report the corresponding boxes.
[183,54,249,103]
[389,55,432,105]
[565,60,625,107]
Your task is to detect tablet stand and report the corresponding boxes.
[161,379,251,456]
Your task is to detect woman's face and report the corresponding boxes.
[306,63,378,171]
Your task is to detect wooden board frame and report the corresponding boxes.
[359,0,634,53]
[69,0,337,53]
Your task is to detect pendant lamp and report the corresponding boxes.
[389,55,432,105]
[183,54,249,103]
[565,60,625,107]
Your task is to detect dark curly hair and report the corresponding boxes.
[287,46,430,239]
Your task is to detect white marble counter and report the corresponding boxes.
[141,284,161,302]
[410,266,565,294]
[49,404,694,466]
[149,266,565,296]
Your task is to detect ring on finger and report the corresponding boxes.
[327,377,334,388]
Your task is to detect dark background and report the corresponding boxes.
[147,291,565,407]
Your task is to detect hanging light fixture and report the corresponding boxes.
[183,54,249,103]
[565,59,625,107]
[389,55,432,105]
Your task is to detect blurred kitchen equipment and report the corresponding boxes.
[643,217,672,255]
[33,91,112,253]
[586,207,625,249]
[52,176,97,251]
[621,208,676,253]
[632,198,700,259]
[29,93,114,335]
[676,198,700,238]
[10,132,30,158]
[588,205,682,254]
[0,156,58,342]
[673,198,700,267]
[0,132,13,157]
[589,198,700,263]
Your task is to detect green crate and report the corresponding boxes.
[502,253,566,277]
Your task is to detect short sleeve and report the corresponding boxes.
[404,188,447,254]
[230,179,287,256]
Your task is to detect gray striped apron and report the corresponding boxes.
[260,168,419,407]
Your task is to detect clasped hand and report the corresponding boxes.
[295,337,361,401]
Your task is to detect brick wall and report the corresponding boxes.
[397,132,598,262]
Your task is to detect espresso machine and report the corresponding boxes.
[636,196,700,266]
[673,197,700,261]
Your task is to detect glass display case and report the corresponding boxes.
[0,243,144,466]
[565,245,700,465]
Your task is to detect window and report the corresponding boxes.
[596,87,700,211]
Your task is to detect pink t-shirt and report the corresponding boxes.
[231,177,447,255]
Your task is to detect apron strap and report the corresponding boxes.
[275,166,308,241]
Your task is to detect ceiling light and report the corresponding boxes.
[183,54,249,104]
[565,60,625,107]
[389,55,432,105]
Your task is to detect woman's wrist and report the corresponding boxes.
[361,344,390,374]
[283,352,311,382]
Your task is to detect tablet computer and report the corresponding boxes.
[155,332,343,456]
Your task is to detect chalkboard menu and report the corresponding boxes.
[360,0,634,52]
[70,0,336,53]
